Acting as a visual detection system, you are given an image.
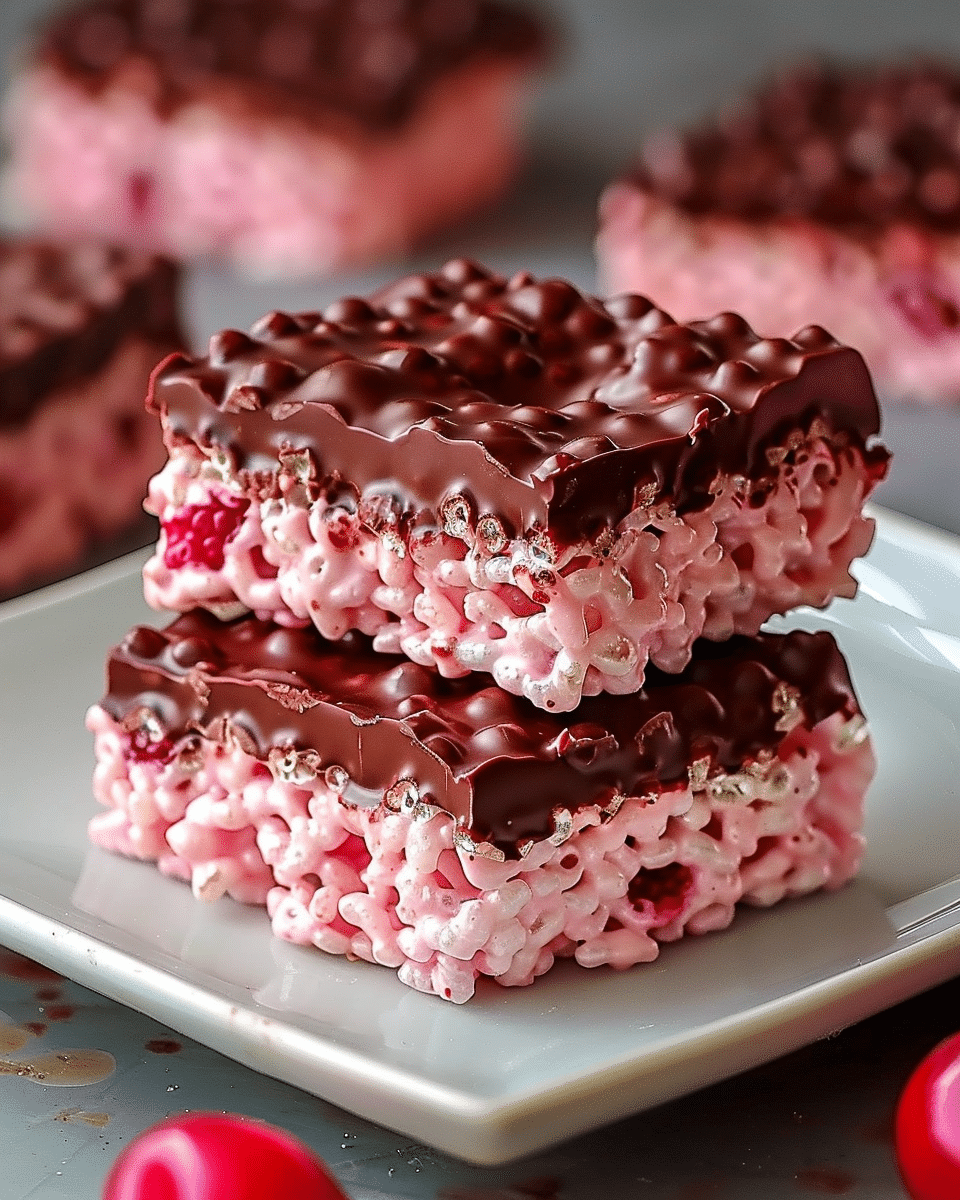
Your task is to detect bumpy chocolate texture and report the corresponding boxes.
[152,258,886,545]
[0,240,181,428]
[103,611,862,851]
[39,0,546,130]
[634,59,960,234]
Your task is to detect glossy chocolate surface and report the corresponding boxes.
[0,241,182,428]
[153,259,886,541]
[39,0,545,130]
[632,59,960,234]
[103,611,863,849]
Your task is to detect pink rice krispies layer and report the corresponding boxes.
[143,430,881,712]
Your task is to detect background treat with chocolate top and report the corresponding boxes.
[87,615,874,1003]
[598,59,960,404]
[6,0,547,278]
[0,239,183,596]
[143,259,888,712]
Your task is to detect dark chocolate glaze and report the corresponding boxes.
[101,611,864,851]
[39,0,546,130]
[152,259,887,543]
[0,240,183,428]
[632,59,960,234]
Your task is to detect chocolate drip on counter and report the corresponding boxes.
[102,612,863,851]
[39,0,546,130]
[0,241,183,428]
[152,259,887,543]
[632,58,960,234]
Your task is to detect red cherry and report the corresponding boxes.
[162,494,249,572]
[102,1112,349,1200]
[895,1031,960,1199]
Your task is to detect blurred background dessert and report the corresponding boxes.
[4,0,549,279]
[597,59,960,404]
[0,239,182,597]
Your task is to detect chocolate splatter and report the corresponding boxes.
[43,1005,76,1022]
[794,1166,856,1194]
[0,1023,32,1055]
[0,950,61,983]
[145,1038,182,1055]
[0,1048,116,1087]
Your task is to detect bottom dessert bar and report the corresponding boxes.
[87,615,875,1003]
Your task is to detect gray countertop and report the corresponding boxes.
[3,1,960,1195]
[2,942,953,1199]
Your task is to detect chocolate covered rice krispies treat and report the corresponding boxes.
[598,59,960,403]
[87,614,875,1002]
[6,0,546,278]
[142,259,889,712]
[0,239,183,595]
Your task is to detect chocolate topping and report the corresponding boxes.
[0,240,182,428]
[103,611,863,851]
[633,59,960,234]
[39,0,546,130]
[152,260,887,542]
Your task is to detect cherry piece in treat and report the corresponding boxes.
[895,1031,960,1199]
[102,1112,348,1200]
[162,494,249,571]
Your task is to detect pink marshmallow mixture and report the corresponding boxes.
[597,185,960,404]
[7,60,532,278]
[87,702,873,1003]
[142,430,879,713]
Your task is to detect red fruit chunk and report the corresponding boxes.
[162,494,249,571]
[628,862,693,917]
[895,1030,960,1199]
[125,728,175,765]
[102,1112,349,1200]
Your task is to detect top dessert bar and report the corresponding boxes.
[8,0,546,276]
[597,59,960,402]
[144,259,889,711]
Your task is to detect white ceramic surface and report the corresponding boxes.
[0,505,959,1166]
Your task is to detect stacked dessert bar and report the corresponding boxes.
[88,261,887,1001]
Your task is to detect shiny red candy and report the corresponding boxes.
[102,1112,348,1200]
[895,1031,960,1199]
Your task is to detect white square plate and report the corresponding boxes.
[1,505,959,1166]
